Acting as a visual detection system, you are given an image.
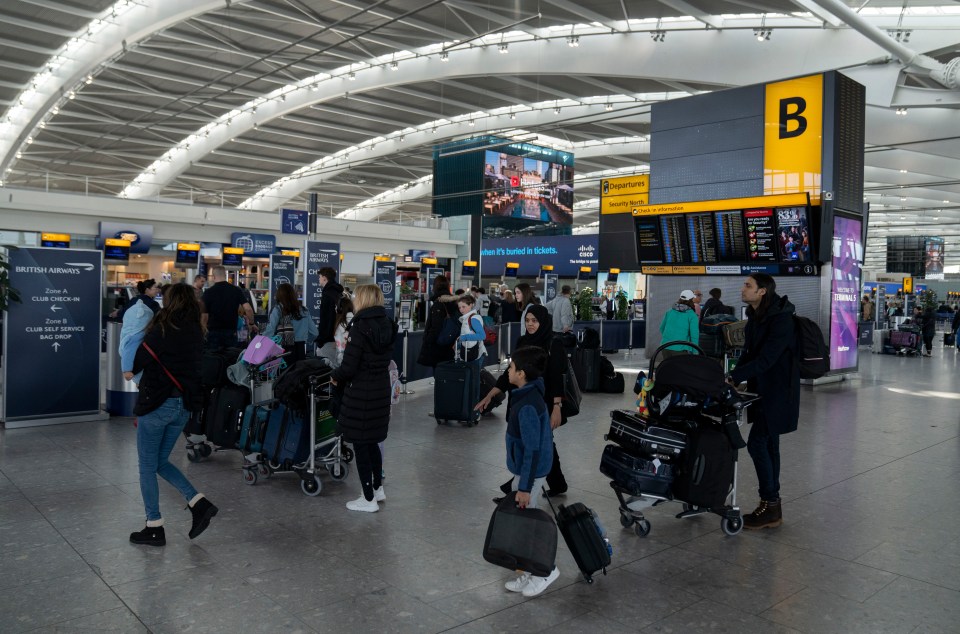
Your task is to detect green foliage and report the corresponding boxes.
[918,289,938,312]
[615,289,628,320]
[398,283,416,297]
[576,287,594,320]
[0,246,22,312]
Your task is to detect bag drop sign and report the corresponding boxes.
[3,248,102,422]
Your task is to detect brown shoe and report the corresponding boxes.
[743,499,782,529]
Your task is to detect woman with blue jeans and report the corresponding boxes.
[128,284,218,546]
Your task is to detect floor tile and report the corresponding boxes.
[642,598,802,633]
[664,556,806,615]
[0,541,90,591]
[0,571,125,633]
[761,587,914,633]
[29,607,147,633]
[81,535,215,586]
[296,585,458,633]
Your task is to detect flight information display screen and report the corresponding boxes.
[659,215,689,263]
[715,210,748,261]
[686,213,717,263]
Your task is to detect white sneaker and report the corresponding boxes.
[504,572,532,593]
[521,567,559,597]
[345,496,379,513]
[374,487,386,502]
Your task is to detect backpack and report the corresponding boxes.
[794,315,830,379]
[579,327,600,349]
[700,313,737,335]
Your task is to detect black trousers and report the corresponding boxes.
[353,442,383,501]
[500,442,567,495]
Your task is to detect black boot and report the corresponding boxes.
[188,497,218,539]
[130,525,166,546]
[743,499,782,529]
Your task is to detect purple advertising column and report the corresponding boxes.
[829,215,864,371]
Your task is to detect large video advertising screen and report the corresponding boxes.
[635,204,814,274]
[830,214,863,372]
[483,150,574,224]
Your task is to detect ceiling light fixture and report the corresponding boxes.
[348,72,356,80]
[605,103,613,111]
[440,52,449,61]
[509,113,516,120]
[567,36,579,47]
[554,107,561,115]
[899,169,907,173]
[85,74,93,84]
[390,61,399,70]
[468,119,475,126]
[499,43,509,54]
[651,30,665,42]
[895,107,908,116]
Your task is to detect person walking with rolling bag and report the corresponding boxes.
[331,284,397,512]
[416,275,460,373]
[263,282,318,363]
[128,284,218,546]
[727,273,799,530]
[476,305,570,498]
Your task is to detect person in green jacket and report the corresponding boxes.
[658,289,700,361]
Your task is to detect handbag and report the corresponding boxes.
[482,492,558,577]
[243,334,285,366]
[436,316,460,346]
[561,357,582,418]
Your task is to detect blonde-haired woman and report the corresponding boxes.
[331,284,398,512]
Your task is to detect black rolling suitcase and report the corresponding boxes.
[434,350,481,426]
[572,348,601,392]
[599,444,675,498]
[605,409,686,459]
[546,497,611,584]
[204,384,249,448]
[479,368,504,415]
[672,424,736,509]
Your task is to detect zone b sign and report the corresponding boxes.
[764,75,823,204]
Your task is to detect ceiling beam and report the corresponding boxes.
[652,0,722,29]
[540,0,627,32]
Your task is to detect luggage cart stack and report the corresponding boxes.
[600,342,759,537]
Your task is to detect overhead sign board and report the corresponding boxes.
[374,259,397,320]
[764,75,824,204]
[281,208,309,235]
[600,174,651,215]
[97,221,153,254]
[231,232,276,258]
[303,240,341,327]
[268,254,297,313]
[630,193,809,216]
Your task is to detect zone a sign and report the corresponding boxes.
[764,75,823,204]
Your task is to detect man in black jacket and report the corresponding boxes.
[729,273,800,530]
[314,266,344,347]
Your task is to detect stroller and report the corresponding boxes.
[890,324,922,356]
[602,342,758,537]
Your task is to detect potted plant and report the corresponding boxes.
[917,289,937,312]
[0,246,22,312]
[575,287,594,321]
[615,289,628,320]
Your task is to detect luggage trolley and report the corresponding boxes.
[604,342,759,537]
[295,373,353,497]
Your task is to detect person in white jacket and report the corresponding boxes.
[456,294,487,365]
[546,285,574,333]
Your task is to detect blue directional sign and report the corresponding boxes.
[3,248,103,425]
[375,260,397,320]
[303,241,340,327]
[268,254,297,313]
[282,209,309,235]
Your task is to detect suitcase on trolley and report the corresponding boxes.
[238,401,279,454]
[546,498,611,584]
[204,384,249,448]
[672,424,736,509]
[606,409,686,459]
[599,444,675,498]
[262,404,310,467]
[434,356,481,425]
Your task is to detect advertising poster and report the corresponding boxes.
[830,215,863,372]
[744,209,778,261]
[303,241,340,327]
[924,237,944,279]
[375,260,397,320]
[479,234,598,277]
[3,248,102,424]
[268,254,296,313]
[776,207,812,261]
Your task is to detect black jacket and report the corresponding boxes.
[699,297,731,321]
[730,294,800,435]
[315,281,344,347]
[500,301,521,323]
[416,292,459,368]
[495,337,567,424]
[132,319,204,416]
[332,306,397,443]
[920,309,937,336]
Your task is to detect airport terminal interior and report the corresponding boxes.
[1,0,960,632]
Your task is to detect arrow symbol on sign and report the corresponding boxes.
[51,305,61,312]
[52,342,61,352]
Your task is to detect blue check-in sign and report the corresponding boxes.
[282,208,309,235]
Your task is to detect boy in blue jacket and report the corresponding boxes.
[502,345,559,598]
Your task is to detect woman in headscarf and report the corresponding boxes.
[476,304,569,497]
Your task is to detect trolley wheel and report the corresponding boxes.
[187,447,202,462]
[326,462,351,481]
[199,443,213,458]
[301,476,322,497]
[268,460,283,472]
[619,512,633,528]
[583,574,594,584]
[721,516,743,536]
[242,468,258,486]
[634,519,651,537]
[341,446,354,464]
[258,463,271,477]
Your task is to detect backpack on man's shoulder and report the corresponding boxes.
[794,315,830,379]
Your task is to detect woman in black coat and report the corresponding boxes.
[476,304,570,496]
[729,273,799,530]
[416,275,459,370]
[332,284,397,513]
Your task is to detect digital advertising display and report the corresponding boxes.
[480,234,599,278]
[924,237,944,279]
[776,206,813,262]
[483,150,574,225]
[830,214,863,372]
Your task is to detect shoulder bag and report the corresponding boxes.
[561,356,582,418]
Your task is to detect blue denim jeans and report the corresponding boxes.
[747,417,781,501]
[137,397,198,521]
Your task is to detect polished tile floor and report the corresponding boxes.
[2,345,960,633]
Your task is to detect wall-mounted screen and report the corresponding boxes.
[924,237,944,279]
[483,150,574,225]
[41,232,70,248]
[103,238,130,262]
[577,267,593,281]
[503,263,519,278]
[462,261,477,277]
[480,234,598,277]
[715,211,747,261]
[830,214,863,372]
[223,247,243,268]
[175,243,200,266]
[776,206,813,262]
